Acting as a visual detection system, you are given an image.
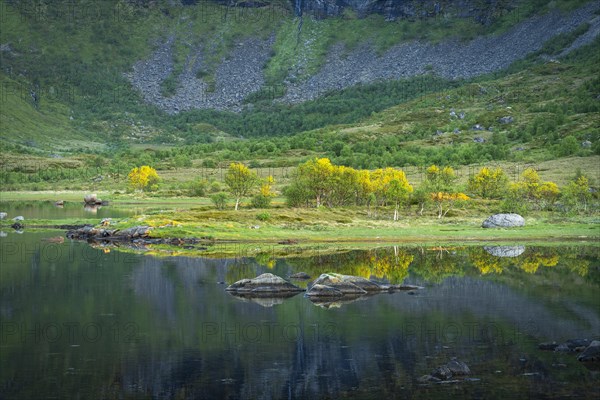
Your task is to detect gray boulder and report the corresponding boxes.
[432,365,453,380]
[305,284,344,298]
[484,245,526,258]
[309,273,368,295]
[446,359,471,375]
[12,216,24,221]
[226,273,304,294]
[332,274,384,292]
[482,213,525,228]
[0,212,7,220]
[577,340,600,362]
[117,226,152,238]
[499,116,514,124]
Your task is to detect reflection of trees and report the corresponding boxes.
[224,258,260,284]
[411,247,464,283]
[370,247,413,283]
[470,248,506,275]
[286,247,414,284]
[514,250,560,274]
[559,253,591,277]
[468,248,561,275]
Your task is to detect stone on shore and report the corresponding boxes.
[482,213,525,228]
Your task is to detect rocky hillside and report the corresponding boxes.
[128,1,600,113]
[299,0,516,22]
[1,0,598,148]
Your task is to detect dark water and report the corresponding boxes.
[0,231,599,399]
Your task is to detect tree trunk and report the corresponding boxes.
[235,198,240,211]
[393,203,399,221]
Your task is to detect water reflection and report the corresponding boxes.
[0,200,150,220]
[0,232,598,399]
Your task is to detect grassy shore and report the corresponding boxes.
[2,202,597,245]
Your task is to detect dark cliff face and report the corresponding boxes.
[297,0,517,23]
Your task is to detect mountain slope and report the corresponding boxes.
[0,0,598,151]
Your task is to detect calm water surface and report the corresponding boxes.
[0,230,599,399]
[0,200,167,220]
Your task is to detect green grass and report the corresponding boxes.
[51,205,598,244]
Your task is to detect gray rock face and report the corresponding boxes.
[484,245,526,258]
[128,35,274,114]
[129,2,599,112]
[482,213,525,228]
[282,2,600,104]
[577,340,600,362]
[225,273,304,293]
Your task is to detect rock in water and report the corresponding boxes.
[446,359,471,375]
[577,341,600,362]
[305,284,344,297]
[484,245,526,258]
[332,274,383,292]
[84,194,97,204]
[309,273,368,295]
[225,273,304,294]
[432,365,453,380]
[482,213,525,228]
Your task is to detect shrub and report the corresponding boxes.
[188,179,208,197]
[256,212,271,221]
[210,193,228,210]
[251,194,272,208]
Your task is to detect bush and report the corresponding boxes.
[188,179,208,197]
[251,194,272,208]
[202,159,217,168]
[256,212,271,221]
[210,193,228,210]
[210,181,221,193]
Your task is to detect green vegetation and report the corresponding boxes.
[1,0,599,246]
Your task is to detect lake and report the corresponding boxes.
[0,230,598,399]
[0,200,173,220]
